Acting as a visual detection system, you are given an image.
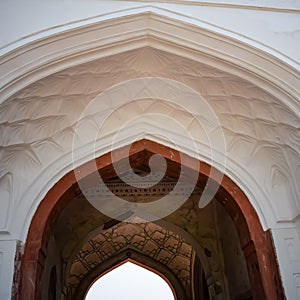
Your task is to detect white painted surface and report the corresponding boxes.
[272,225,300,300]
[0,1,299,299]
[0,241,17,300]
[1,1,300,68]
[1,48,298,236]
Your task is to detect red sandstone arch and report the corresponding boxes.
[18,139,284,300]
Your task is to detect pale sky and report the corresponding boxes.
[85,262,175,300]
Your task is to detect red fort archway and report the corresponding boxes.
[19,139,284,300]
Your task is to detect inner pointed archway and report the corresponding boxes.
[85,261,175,300]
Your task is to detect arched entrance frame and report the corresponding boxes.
[78,250,185,300]
[19,139,284,300]
[2,10,299,239]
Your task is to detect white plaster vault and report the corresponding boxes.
[0,1,299,299]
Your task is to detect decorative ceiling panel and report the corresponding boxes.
[66,222,193,296]
[0,47,299,231]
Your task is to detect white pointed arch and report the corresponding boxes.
[0,6,299,109]
[1,45,298,238]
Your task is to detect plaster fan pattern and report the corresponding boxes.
[66,222,192,296]
[0,47,299,230]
